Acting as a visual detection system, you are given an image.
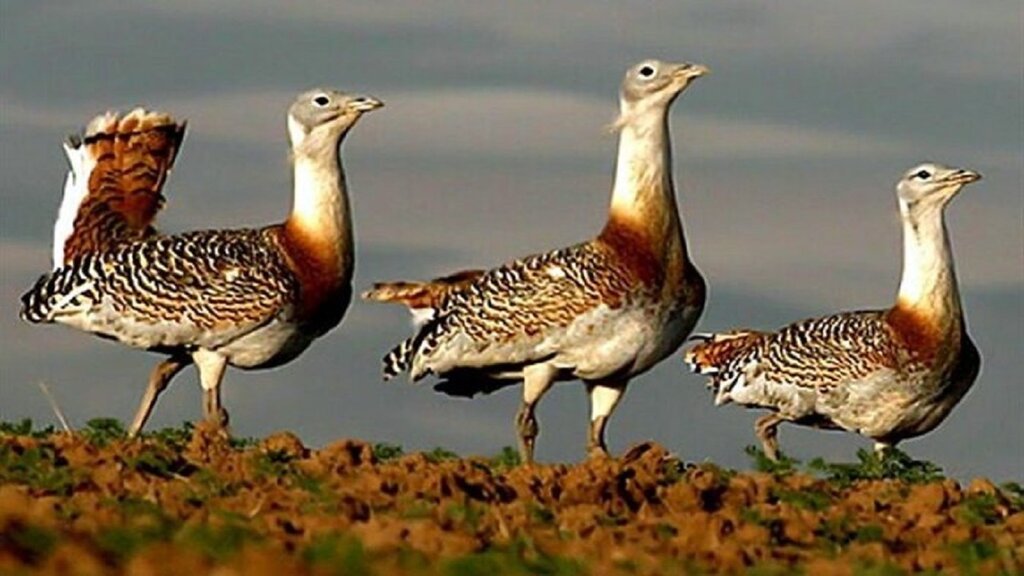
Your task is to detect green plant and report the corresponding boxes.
[424,446,459,463]
[957,493,1001,526]
[807,448,943,487]
[526,502,556,526]
[999,481,1024,510]
[373,442,405,462]
[81,418,126,447]
[772,486,831,511]
[178,514,262,562]
[0,418,54,438]
[3,522,58,563]
[302,533,372,576]
[0,443,78,495]
[948,539,998,573]
[249,448,297,479]
[489,446,522,470]
[445,502,483,532]
[745,445,800,476]
[141,422,194,449]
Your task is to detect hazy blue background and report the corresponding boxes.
[1,2,1021,480]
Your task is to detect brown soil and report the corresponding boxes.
[1,422,1021,575]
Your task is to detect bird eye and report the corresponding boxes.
[638,65,655,78]
[313,95,330,107]
[914,170,931,180]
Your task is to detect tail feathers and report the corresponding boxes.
[19,273,54,323]
[54,108,186,268]
[362,269,484,309]
[382,337,417,381]
[19,265,96,324]
[683,330,768,404]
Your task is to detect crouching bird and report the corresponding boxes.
[685,163,982,461]
[21,89,382,436]
[372,60,709,463]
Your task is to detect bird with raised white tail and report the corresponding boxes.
[376,60,709,463]
[685,163,982,460]
[21,89,383,436]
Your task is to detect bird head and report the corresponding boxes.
[612,60,708,130]
[896,162,981,210]
[287,88,383,154]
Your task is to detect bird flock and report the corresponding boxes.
[19,59,982,464]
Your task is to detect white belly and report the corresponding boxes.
[216,319,313,369]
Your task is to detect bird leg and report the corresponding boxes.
[586,380,627,460]
[516,364,557,464]
[193,349,230,429]
[873,441,893,455]
[128,354,192,438]
[755,413,786,462]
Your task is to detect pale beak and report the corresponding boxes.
[349,96,384,112]
[941,169,982,186]
[676,63,710,80]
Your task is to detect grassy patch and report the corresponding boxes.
[489,446,522,470]
[424,446,459,463]
[373,442,405,462]
[2,522,58,563]
[807,448,943,486]
[745,445,800,476]
[772,486,831,511]
[956,493,1001,526]
[0,442,78,496]
[0,418,54,439]
[302,533,372,576]
[80,418,126,446]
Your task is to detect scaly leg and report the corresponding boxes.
[755,413,787,462]
[516,363,558,464]
[586,380,628,460]
[193,349,230,428]
[128,354,192,437]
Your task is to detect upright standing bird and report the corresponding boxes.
[374,60,709,462]
[685,163,982,460]
[21,89,382,436]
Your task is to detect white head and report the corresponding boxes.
[896,162,981,211]
[287,88,383,156]
[613,59,709,128]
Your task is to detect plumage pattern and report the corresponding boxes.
[684,162,982,459]
[22,228,296,350]
[55,109,186,268]
[362,269,483,327]
[385,240,652,382]
[375,60,710,462]
[688,312,927,405]
[21,89,382,436]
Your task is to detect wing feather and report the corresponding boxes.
[405,241,638,379]
[23,228,296,351]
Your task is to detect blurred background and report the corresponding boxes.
[1,2,1020,480]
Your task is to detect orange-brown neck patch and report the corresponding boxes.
[278,218,347,319]
[885,302,946,363]
[598,216,662,287]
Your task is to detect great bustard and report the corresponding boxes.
[21,89,382,436]
[685,163,982,460]
[374,60,709,463]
